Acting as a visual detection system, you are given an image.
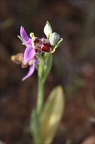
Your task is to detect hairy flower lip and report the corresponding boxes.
[31,36,52,53]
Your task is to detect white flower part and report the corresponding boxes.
[49,32,60,46]
[44,21,52,38]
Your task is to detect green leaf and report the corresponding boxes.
[36,53,43,60]
[40,86,65,144]
[43,54,52,83]
[30,110,42,144]
[36,54,44,79]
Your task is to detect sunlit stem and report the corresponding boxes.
[36,56,44,116]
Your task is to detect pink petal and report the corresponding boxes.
[24,45,35,64]
[20,26,30,41]
[22,39,32,45]
[22,63,35,81]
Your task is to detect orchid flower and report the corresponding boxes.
[15,26,39,81]
[20,27,38,81]
[11,22,63,81]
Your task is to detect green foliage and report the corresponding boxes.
[43,54,52,83]
[30,86,65,144]
[30,110,42,144]
[39,86,65,144]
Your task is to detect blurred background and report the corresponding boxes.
[0,0,95,144]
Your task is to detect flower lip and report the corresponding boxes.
[31,37,52,53]
[41,43,52,52]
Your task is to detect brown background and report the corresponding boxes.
[0,0,95,144]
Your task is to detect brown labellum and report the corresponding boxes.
[41,43,52,52]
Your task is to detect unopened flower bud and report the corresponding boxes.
[44,21,52,38]
[49,32,60,46]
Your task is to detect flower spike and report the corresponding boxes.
[11,21,63,80]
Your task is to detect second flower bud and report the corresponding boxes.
[49,32,60,46]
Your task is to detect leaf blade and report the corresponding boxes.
[40,85,65,144]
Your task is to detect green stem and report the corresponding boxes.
[36,57,44,116]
